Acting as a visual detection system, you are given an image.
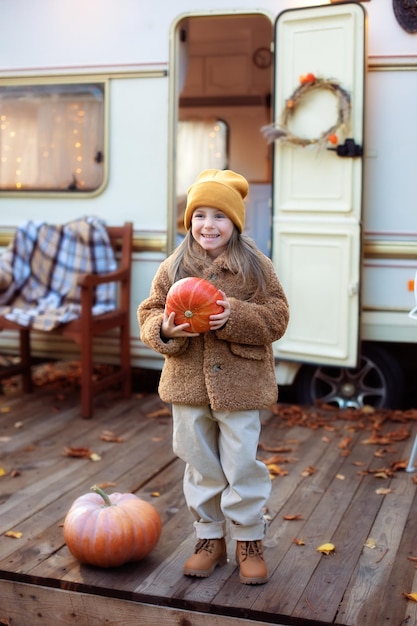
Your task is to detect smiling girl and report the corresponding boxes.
[138,169,289,584]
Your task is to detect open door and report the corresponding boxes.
[169,12,273,254]
[272,2,366,368]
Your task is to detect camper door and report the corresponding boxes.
[272,3,366,368]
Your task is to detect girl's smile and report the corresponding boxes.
[191,207,235,259]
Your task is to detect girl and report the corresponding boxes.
[138,169,289,584]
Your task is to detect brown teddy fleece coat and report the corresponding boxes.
[138,252,289,412]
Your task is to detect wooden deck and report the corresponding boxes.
[1,364,417,626]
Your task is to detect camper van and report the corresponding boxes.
[0,0,416,409]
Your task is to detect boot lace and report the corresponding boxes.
[194,538,216,555]
[239,541,264,561]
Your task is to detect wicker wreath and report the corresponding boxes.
[262,74,351,147]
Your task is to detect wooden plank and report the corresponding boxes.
[25,457,189,593]
[0,398,176,570]
[1,380,417,626]
[0,400,184,593]
[132,419,362,623]
[336,468,417,625]
[0,387,80,455]
[0,418,170,533]
[0,579,289,626]
[211,423,364,620]
[132,423,325,605]
[288,423,397,622]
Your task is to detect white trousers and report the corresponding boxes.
[172,404,271,541]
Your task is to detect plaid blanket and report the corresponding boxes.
[0,217,117,330]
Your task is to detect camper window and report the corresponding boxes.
[177,119,228,195]
[0,83,105,193]
[176,119,228,236]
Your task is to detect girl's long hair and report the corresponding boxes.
[167,229,267,300]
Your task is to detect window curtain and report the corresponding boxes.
[0,85,104,191]
[176,119,227,197]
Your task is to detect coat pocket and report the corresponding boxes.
[229,343,266,361]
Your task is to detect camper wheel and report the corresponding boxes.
[295,343,404,410]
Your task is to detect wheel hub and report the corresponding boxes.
[341,382,356,398]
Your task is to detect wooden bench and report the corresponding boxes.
[0,222,133,418]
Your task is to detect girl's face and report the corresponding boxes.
[191,207,235,259]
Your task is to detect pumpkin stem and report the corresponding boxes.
[91,484,113,507]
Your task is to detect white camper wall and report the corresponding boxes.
[0,0,416,381]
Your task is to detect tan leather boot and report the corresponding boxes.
[236,540,268,584]
[184,538,227,577]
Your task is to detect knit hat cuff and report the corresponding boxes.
[184,179,246,233]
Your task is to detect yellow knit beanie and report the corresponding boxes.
[184,169,248,233]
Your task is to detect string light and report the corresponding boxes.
[0,84,104,190]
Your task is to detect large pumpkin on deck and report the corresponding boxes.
[63,485,162,568]
[166,277,223,333]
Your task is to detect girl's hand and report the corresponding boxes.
[209,291,230,330]
[161,310,200,339]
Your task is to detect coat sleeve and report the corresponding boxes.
[215,257,289,347]
[137,261,189,356]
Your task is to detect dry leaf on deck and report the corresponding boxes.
[100,430,124,443]
[407,556,417,562]
[301,466,317,477]
[146,406,172,418]
[361,405,376,415]
[364,537,377,549]
[403,592,417,602]
[62,446,101,461]
[391,459,408,471]
[263,454,294,465]
[362,426,410,445]
[373,471,391,479]
[0,467,7,477]
[317,542,335,555]
[293,538,305,545]
[4,530,23,539]
[338,436,352,450]
[375,487,392,495]
[0,406,11,413]
[283,514,303,521]
[258,443,293,453]
[267,463,288,477]
[62,446,93,458]
[97,481,116,489]
[374,447,389,458]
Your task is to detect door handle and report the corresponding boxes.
[327,138,363,158]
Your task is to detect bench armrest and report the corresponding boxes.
[77,267,130,288]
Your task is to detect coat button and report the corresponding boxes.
[212,364,222,372]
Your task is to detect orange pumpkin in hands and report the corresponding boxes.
[63,485,162,567]
[166,277,223,333]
